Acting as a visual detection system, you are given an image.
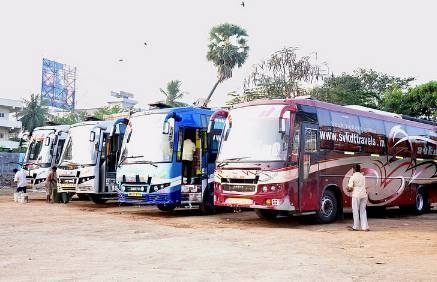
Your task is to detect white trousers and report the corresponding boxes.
[352,197,369,230]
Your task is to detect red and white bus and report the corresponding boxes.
[212,98,437,223]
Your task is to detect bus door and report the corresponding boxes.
[179,127,202,185]
[298,123,320,211]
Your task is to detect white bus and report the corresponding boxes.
[24,125,69,192]
[57,119,128,203]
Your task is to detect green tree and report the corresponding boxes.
[205,23,249,106]
[16,94,48,134]
[93,105,125,120]
[312,69,414,108]
[51,111,86,125]
[227,47,327,105]
[160,80,188,107]
[383,81,437,121]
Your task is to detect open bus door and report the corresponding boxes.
[298,122,320,211]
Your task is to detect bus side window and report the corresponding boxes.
[208,119,225,163]
[176,129,184,162]
[304,129,317,152]
[291,124,300,164]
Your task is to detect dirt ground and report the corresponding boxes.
[0,189,436,281]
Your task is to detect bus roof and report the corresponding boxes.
[231,98,436,130]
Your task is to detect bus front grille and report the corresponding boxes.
[222,184,256,193]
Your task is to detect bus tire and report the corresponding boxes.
[414,188,429,215]
[90,195,107,204]
[255,209,278,220]
[61,193,70,204]
[316,190,338,224]
[199,185,215,214]
[157,204,176,212]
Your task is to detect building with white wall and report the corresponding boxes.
[0,98,22,149]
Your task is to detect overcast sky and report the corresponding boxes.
[0,0,436,109]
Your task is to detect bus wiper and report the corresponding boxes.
[132,160,158,167]
[217,157,249,168]
[60,160,81,166]
[118,155,146,167]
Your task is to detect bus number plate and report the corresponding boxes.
[225,198,253,205]
[128,192,143,197]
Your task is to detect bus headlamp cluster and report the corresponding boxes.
[259,184,282,193]
[150,183,170,192]
[78,176,95,184]
[34,178,46,185]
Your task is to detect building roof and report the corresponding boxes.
[0,97,22,111]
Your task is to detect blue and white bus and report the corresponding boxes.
[116,107,224,213]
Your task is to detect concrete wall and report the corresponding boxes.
[0,152,24,187]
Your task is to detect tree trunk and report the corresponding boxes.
[203,80,220,107]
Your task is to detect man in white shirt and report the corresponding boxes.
[13,168,28,193]
[182,136,196,184]
[347,164,369,231]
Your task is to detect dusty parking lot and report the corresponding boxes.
[0,189,436,281]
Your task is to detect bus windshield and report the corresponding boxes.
[59,125,98,166]
[25,129,55,167]
[217,105,290,162]
[120,113,173,164]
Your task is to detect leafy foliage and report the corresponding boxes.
[16,94,48,134]
[383,81,437,121]
[227,47,327,105]
[312,69,414,108]
[93,105,125,120]
[160,80,188,107]
[205,23,249,106]
[51,111,86,125]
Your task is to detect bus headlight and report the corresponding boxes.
[262,186,268,192]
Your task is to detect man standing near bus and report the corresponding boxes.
[182,135,196,185]
[347,164,369,231]
[13,168,27,194]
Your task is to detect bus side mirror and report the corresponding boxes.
[207,121,214,134]
[162,122,170,134]
[44,137,50,146]
[89,131,96,142]
[279,117,286,134]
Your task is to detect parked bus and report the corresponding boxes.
[24,125,69,191]
[57,119,128,203]
[116,107,224,213]
[213,98,437,223]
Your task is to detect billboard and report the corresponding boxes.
[41,58,76,110]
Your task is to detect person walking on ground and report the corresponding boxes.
[347,164,369,231]
[182,135,196,184]
[45,166,58,203]
[13,168,27,194]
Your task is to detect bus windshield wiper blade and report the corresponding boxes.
[118,155,144,167]
[61,160,80,166]
[217,157,249,167]
[132,160,158,167]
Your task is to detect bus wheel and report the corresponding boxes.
[90,195,108,204]
[316,190,338,224]
[61,193,70,204]
[157,204,176,212]
[255,209,278,220]
[199,186,215,214]
[414,188,429,215]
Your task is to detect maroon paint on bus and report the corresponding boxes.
[213,99,437,216]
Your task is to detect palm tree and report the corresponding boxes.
[16,94,48,134]
[160,80,188,107]
[204,23,249,106]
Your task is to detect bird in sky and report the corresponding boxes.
[144,42,148,46]
[241,1,245,7]
[118,59,124,62]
